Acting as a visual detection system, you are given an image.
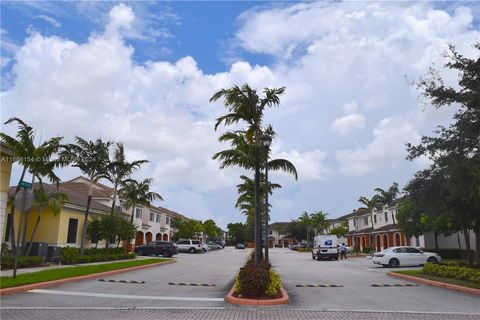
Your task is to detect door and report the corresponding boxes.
[405,247,424,265]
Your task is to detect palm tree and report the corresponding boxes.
[375,182,400,224]
[358,195,380,252]
[25,187,68,256]
[0,117,63,255]
[119,178,163,224]
[298,212,314,248]
[62,137,111,254]
[310,211,330,235]
[102,143,148,215]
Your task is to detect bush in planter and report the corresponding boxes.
[423,262,480,284]
[60,247,80,264]
[236,259,271,297]
[265,270,282,297]
[421,248,475,260]
[1,255,43,269]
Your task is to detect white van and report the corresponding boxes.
[312,235,339,260]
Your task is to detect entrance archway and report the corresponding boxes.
[135,231,144,246]
[376,235,381,252]
[395,233,401,246]
[145,232,153,243]
[361,236,366,249]
[383,234,388,249]
[156,233,162,241]
[163,234,168,241]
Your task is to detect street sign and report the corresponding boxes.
[14,188,34,212]
[19,181,32,189]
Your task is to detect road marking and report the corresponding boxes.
[168,282,216,287]
[296,284,343,288]
[99,279,145,284]
[371,283,418,287]
[28,289,224,302]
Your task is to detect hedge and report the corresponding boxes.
[60,247,135,264]
[234,254,282,298]
[1,256,43,269]
[421,248,475,260]
[423,262,480,284]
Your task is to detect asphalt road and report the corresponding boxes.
[1,247,479,319]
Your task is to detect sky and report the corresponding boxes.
[1,1,479,229]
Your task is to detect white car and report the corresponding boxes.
[176,239,205,253]
[372,246,441,267]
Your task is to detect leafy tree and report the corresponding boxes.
[330,221,349,238]
[102,142,148,215]
[406,43,480,263]
[358,195,380,251]
[173,218,203,239]
[298,212,313,248]
[99,214,119,249]
[227,222,249,243]
[202,219,220,241]
[116,217,137,248]
[62,137,111,255]
[375,182,400,224]
[86,216,102,248]
[286,219,307,242]
[310,211,330,235]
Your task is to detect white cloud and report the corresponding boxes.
[335,117,421,176]
[34,15,61,28]
[272,149,330,182]
[331,101,365,135]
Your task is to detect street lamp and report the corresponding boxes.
[261,134,272,263]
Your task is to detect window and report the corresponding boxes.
[166,217,170,225]
[384,212,388,222]
[135,208,142,219]
[394,248,407,253]
[373,215,377,224]
[363,217,369,225]
[406,247,421,254]
[177,240,189,245]
[67,218,78,244]
[155,214,160,223]
[149,212,154,222]
[192,240,200,245]
[269,230,273,235]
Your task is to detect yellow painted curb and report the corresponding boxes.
[388,271,480,296]
[0,259,175,296]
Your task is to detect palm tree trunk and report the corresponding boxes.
[463,228,473,267]
[457,232,462,249]
[9,166,27,254]
[254,132,262,265]
[370,213,376,252]
[110,183,118,215]
[80,181,93,255]
[25,208,42,256]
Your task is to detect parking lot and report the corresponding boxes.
[1,247,479,316]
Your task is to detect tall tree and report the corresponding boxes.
[102,142,148,215]
[406,43,480,263]
[62,137,111,254]
[298,211,313,248]
[375,182,400,224]
[310,211,330,235]
[202,219,220,241]
[119,178,163,224]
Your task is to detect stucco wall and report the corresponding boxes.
[0,153,13,245]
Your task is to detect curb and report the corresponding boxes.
[388,272,480,296]
[0,259,176,296]
[225,286,289,306]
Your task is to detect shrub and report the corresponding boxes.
[60,247,80,264]
[1,243,11,256]
[421,248,475,260]
[297,247,311,252]
[237,259,271,297]
[362,246,372,254]
[423,262,480,284]
[1,255,43,269]
[265,270,282,297]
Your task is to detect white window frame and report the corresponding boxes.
[155,214,160,223]
[363,216,369,226]
[166,217,170,225]
[135,208,142,219]
[149,212,154,222]
[384,212,388,222]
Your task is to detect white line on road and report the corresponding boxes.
[27,289,225,302]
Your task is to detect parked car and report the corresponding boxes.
[312,235,339,260]
[290,243,307,251]
[235,243,246,249]
[207,242,222,250]
[134,241,178,257]
[372,246,441,267]
[176,239,205,253]
[213,241,225,249]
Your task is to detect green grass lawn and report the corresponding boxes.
[394,270,480,290]
[0,258,170,289]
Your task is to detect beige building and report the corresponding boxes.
[0,143,15,246]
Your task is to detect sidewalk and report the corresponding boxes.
[0,256,163,277]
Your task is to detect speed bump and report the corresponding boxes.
[168,282,216,287]
[296,284,343,288]
[99,279,145,284]
[371,283,418,287]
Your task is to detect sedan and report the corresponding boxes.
[373,246,441,267]
[235,243,246,249]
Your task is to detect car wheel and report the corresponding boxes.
[163,251,170,258]
[335,256,339,261]
[389,258,400,268]
[427,256,438,264]
[189,248,196,254]
[316,254,321,261]
[312,253,315,260]
[137,249,144,256]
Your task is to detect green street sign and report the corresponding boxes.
[19,181,32,189]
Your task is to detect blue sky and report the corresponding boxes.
[1,1,479,228]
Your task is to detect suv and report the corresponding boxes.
[176,239,204,253]
[134,241,178,257]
